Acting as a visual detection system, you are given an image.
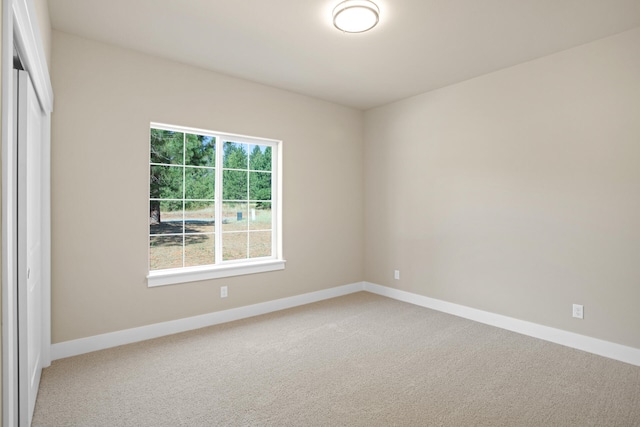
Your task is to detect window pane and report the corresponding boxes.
[150,129,184,165]
[150,235,183,270]
[150,165,183,199]
[249,232,272,258]
[150,124,279,279]
[223,232,248,261]
[222,202,248,232]
[150,201,183,235]
[185,234,215,267]
[185,134,215,167]
[185,167,215,200]
[223,142,248,169]
[249,171,271,201]
[222,170,247,200]
[249,145,272,171]
[185,202,215,233]
[249,203,271,231]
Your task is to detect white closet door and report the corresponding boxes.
[16,68,45,426]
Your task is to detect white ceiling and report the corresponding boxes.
[48,0,640,110]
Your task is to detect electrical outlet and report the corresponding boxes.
[572,304,583,319]
[220,286,228,298]
[394,270,400,280]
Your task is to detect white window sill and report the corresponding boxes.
[147,259,286,287]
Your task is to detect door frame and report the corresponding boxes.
[2,0,53,425]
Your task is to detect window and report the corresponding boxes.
[148,123,284,287]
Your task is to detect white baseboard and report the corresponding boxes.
[52,281,640,367]
[51,282,365,360]
[364,282,640,367]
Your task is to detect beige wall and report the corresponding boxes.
[364,28,640,349]
[51,25,640,351]
[50,31,364,343]
[33,0,51,70]
[0,3,3,418]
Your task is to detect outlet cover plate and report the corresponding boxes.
[572,304,583,319]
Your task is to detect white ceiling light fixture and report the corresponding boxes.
[333,0,380,33]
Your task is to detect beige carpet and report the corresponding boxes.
[33,292,640,426]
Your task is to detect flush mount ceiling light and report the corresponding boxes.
[333,0,380,33]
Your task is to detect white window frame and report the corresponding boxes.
[147,122,284,287]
